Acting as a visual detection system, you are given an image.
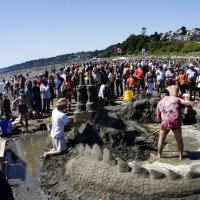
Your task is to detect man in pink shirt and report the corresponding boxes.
[156,89,190,160]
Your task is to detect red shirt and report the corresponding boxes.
[127,76,135,87]
[63,80,74,92]
[37,79,42,86]
[176,74,187,85]
[135,69,145,79]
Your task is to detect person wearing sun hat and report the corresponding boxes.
[165,65,175,81]
[156,88,191,160]
[41,98,70,160]
[186,63,198,101]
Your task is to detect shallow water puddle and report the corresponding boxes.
[5,133,49,182]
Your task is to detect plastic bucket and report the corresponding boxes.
[47,117,52,123]
[123,90,134,100]
[0,119,12,135]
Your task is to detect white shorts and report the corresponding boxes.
[51,137,67,152]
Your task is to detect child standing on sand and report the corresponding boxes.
[176,69,187,96]
[2,92,11,119]
[127,73,135,92]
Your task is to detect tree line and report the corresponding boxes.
[99,32,200,58]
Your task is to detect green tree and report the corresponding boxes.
[180,26,187,35]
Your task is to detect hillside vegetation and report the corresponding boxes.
[0,51,100,73]
[99,33,200,57]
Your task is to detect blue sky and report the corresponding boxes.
[0,0,200,68]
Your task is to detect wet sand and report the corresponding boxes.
[1,64,200,199]
[39,101,200,200]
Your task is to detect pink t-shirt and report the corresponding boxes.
[156,96,187,131]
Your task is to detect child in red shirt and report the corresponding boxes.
[176,69,187,95]
[127,73,135,91]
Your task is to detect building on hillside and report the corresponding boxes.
[161,28,200,41]
[177,35,188,41]
[161,31,178,40]
[187,28,200,40]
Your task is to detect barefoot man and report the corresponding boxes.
[42,98,70,160]
[156,89,190,160]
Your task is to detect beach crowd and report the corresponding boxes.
[0,57,200,133]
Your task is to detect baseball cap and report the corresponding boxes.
[160,89,169,95]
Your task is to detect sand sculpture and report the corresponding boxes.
[41,74,200,200]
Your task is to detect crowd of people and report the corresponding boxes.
[0,57,200,133]
[95,58,200,102]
